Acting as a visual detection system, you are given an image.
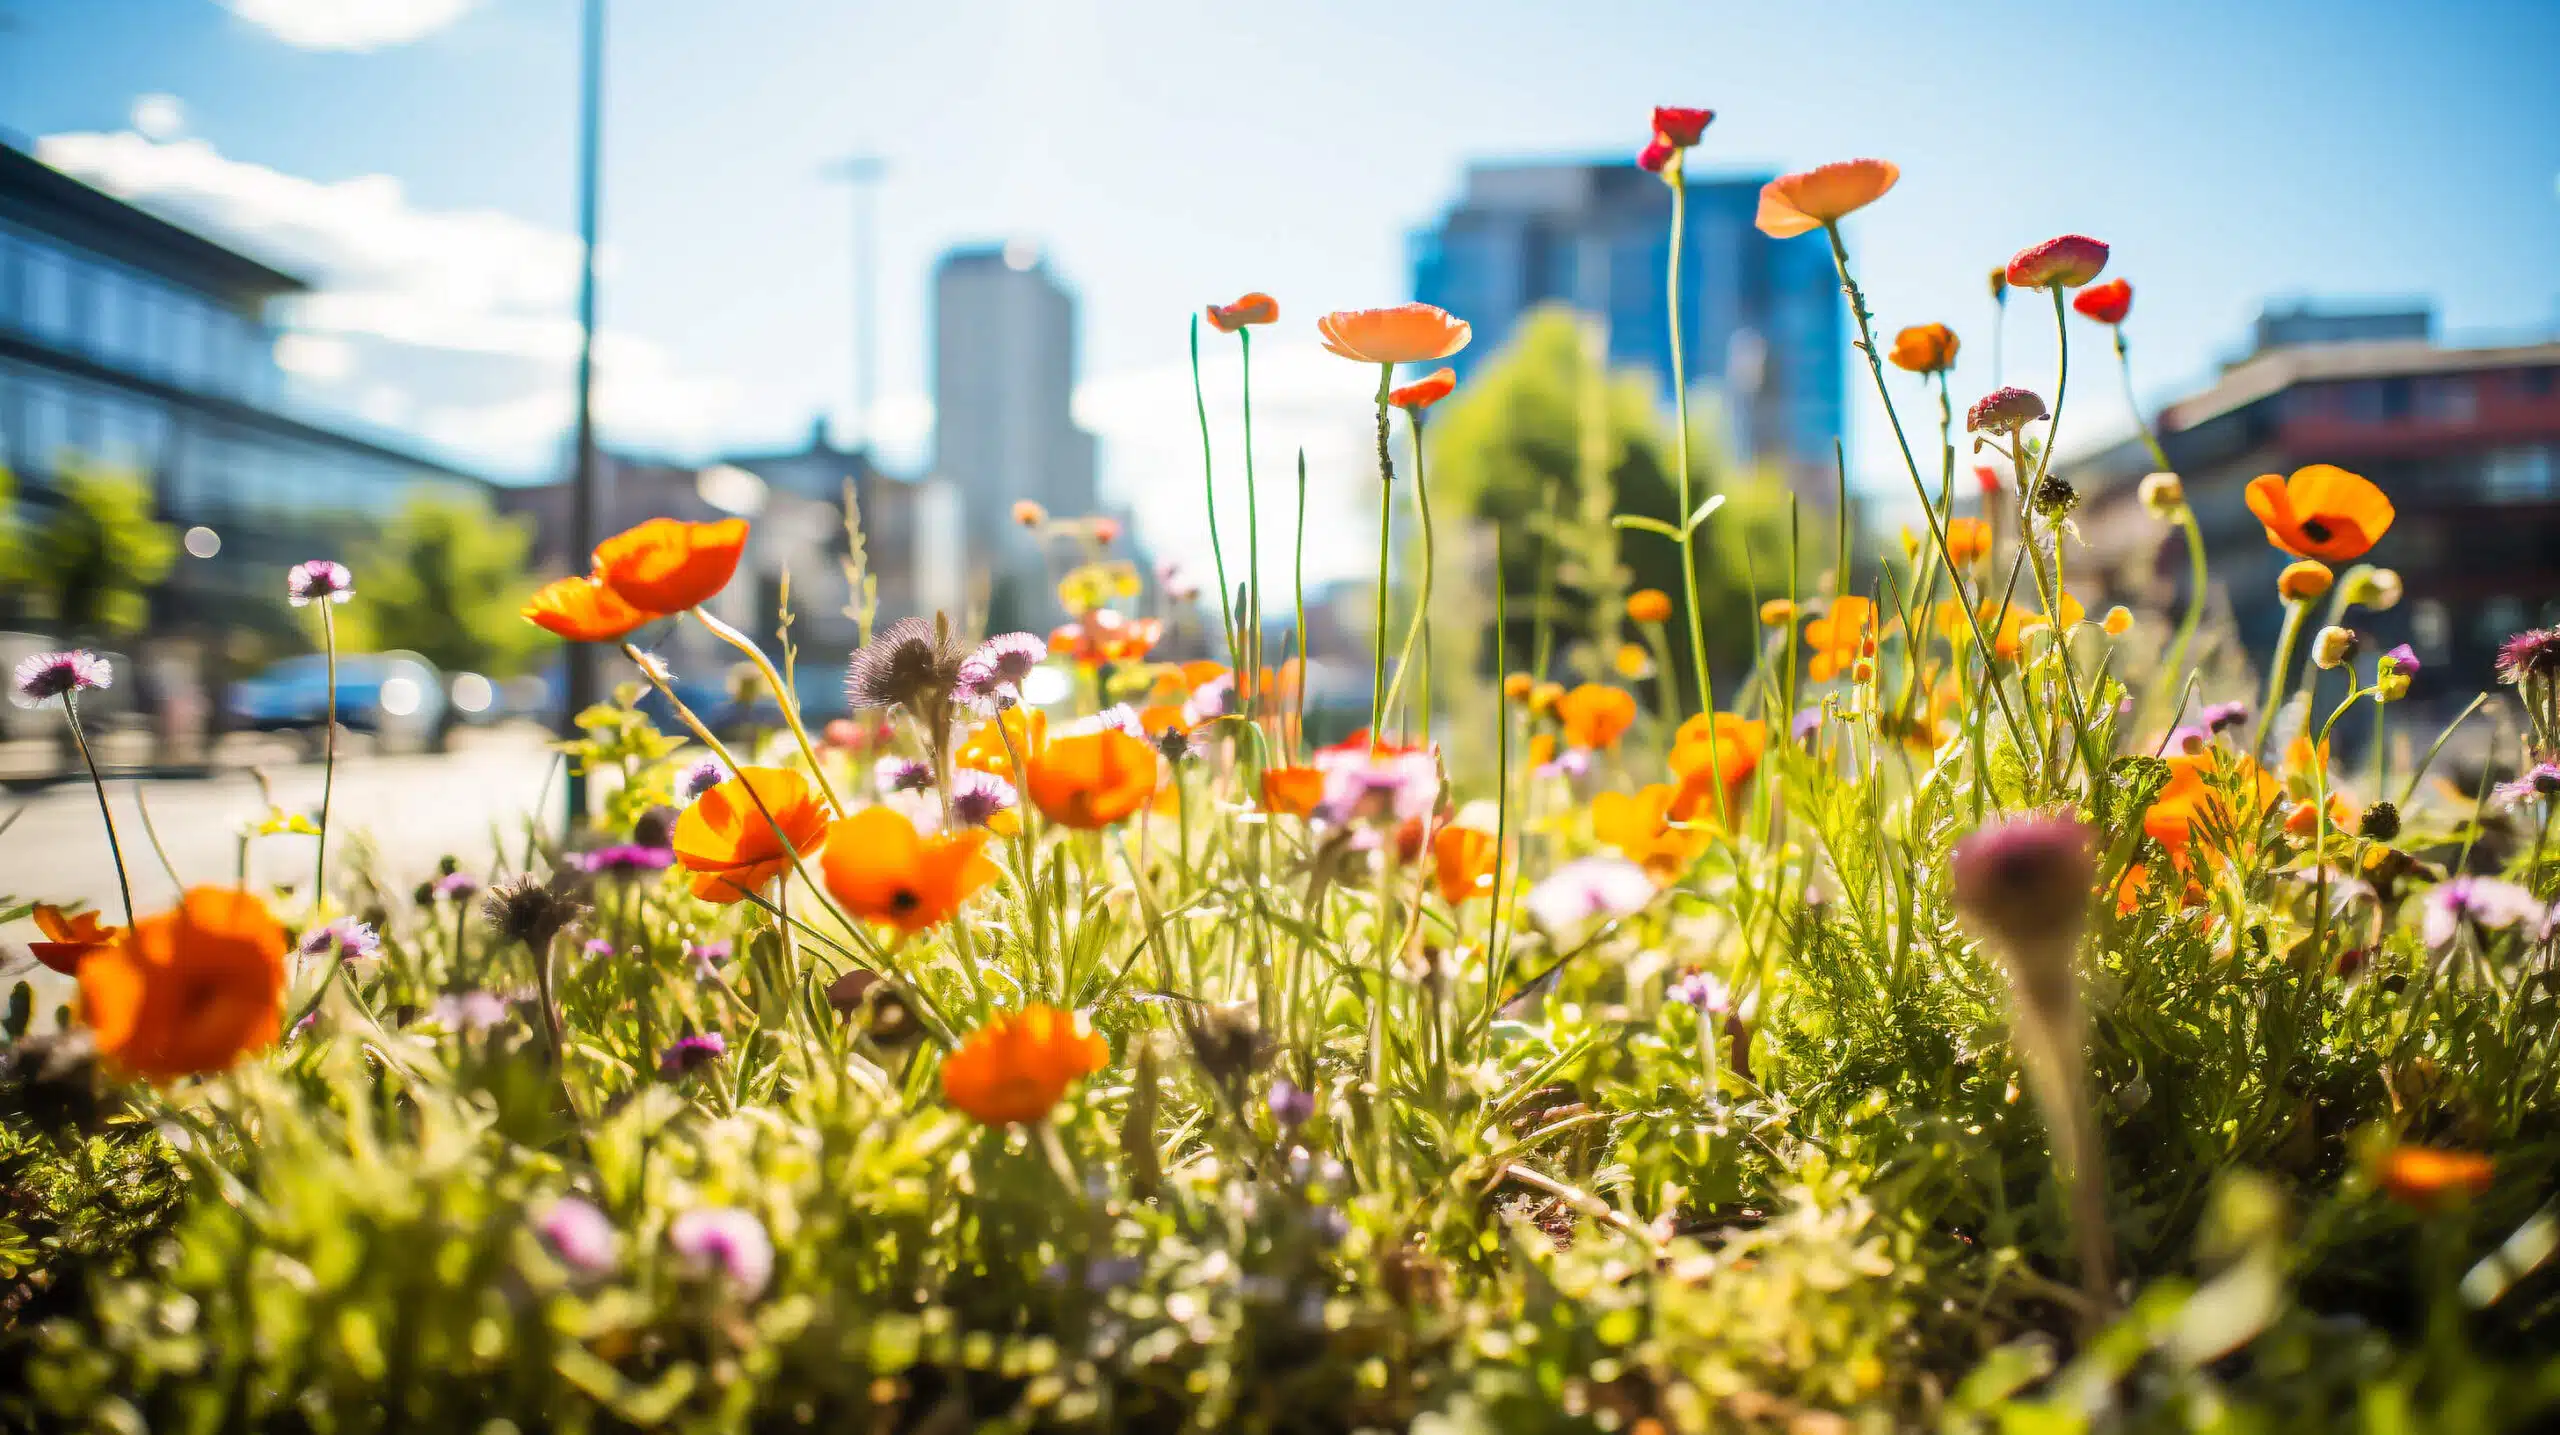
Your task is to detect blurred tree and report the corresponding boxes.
[1422,305,1792,706]
[22,457,177,639]
[338,488,548,677]
[0,464,25,618]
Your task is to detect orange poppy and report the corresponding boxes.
[1556,684,1638,751]
[2244,465,2394,562]
[2114,861,2210,917]
[1260,765,1324,816]
[1754,159,1900,238]
[2375,1145,2493,1210]
[592,517,750,614]
[940,1004,1111,1126]
[1179,659,1230,691]
[1943,516,1992,567]
[1975,593,2087,661]
[957,707,1048,780]
[523,574,652,642]
[1388,367,1457,410]
[2283,795,2355,838]
[1012,499,1049,528]
[1049,609,1163,667]
[1803,597,1874,681]
[2144,749,2277,869]
[29,903,119,977]
[1432,824,1498,905]
[1024,729,1160,829]
[1317,304,1472,366]
[672,767,831,905]
[1591,785,1706,882]
[1668,712,1768,824]
[1137,704,1190,739]
[2282,736,2332,782]
[1526,733,1557,771]
[1205,292,1279,333]
[819,806,1000,934]
[1888,322,1959,374]
[77,887,287,1083]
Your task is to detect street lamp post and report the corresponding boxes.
[563,0,606,831]
[822,153,887,450]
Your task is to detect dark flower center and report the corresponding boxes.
[889,888,920,913]
[2299,518,2332,545]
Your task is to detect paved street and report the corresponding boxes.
[3,725,567,918]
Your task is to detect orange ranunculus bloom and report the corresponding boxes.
[2114,861,2210,917]
[1975,593,2087,661]
[2375,1145,2493,1210]
[940,1004,1110,1126]
[1432,824,1498,905]
[78,887,286,1083]
[2282,735,2332,782]
[592,517,749,614]
[523,574,652,642]
[1803,597,1874,682]
[1205,292,1279,333]
[672,766,831,905]
[1943,516,1992,567]
[1179,659,1230,691]
[1626,589,1674,625]
[1388,367,1457,410]
[2144,749,2278,869]
[1667,712,1768,824]
[1049,609,1162,667]
[1024,729,1160,829]
[819,805,1001,934]
[1261,765,1324,816]
[1137,703,1189,738]
[958,707,1049,780]
[1317,304,1472,366]
[2244,465,2394,563]
[1556,684,1638,751]
[1591,784,1706,882]
[30,903,119,977]
[1888,322,1960,374]
[1754,159,1900,238]
[2283,795,2355,838]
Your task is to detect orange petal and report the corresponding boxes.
[593,517,749,613]
[523,574,651,642]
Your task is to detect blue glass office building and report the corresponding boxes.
[1411,159,1842,480]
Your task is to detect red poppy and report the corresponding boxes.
[1650,106,1714,147]
[1204,292,1279,333]
[2004,235,2110,291]
[593,517,750,613]
[1388,368,1456,411]
[1637,138,1677,174]
[2073,278,2132,325]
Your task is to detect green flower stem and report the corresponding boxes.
[1189,315,1239,675]
[1377,408,1437,740]
[1822,221,2031,765]
[1367,363,1394,749]
[1665,160,1725,789]
[694,604,845,817]
[2154,508,2210,727]
[314,599,339,905]
[1294,450,1310,762]
[1241,326,1264,730]
[2112,328,2174,474]
[62,693,134,927]
[2253,599,2312,763]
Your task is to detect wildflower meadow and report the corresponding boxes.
[8,109,2560,1433]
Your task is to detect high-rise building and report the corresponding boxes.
[1410,158,1843,486]
[930,240,1099,620]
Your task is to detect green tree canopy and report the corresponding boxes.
[1422,305,1794,705]
[22,457,177,639]
[337,487,549,677]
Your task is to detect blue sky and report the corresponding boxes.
[5,0,2556,582]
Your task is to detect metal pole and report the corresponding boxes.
[563,0,605,832]
[823,154,886,448]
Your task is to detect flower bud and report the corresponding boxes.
[2277,560,2334,603]
[1529,681,1564,716]
[2138,472,2186,518]
[1502,672,1534,703]
[1967,386,2048,437]
[2339,565,2402,612]
[1759,598,1797,627]
[2312,626,2360,670]
[2031,476,2079,519]
[2102,606,2133,637]
[2358,801,2401,842]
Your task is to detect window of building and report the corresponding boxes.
[2481,446,2557,503]
[22,243,71,346]
[2410,600,2449,659]
[2416,376,2477,423]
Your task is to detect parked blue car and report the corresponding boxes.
[225,651,448,751]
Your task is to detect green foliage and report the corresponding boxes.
[337,487,549,677]
[1424,305,1791,692]
[19,456,177,639]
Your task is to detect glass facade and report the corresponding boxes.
[1,152,487,634]
[1410,162,1843,477]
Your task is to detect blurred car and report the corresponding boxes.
[226,651,447,752]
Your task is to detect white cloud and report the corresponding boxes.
[130,95,186,141]
[34,126,757,474]
[225,0,476,52]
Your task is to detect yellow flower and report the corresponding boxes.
[2102,605,2134,637]
[1612,643,1653,680]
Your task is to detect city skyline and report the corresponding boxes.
[2,0,2555,587]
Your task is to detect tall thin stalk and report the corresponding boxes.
[1664,159,1724,788]
[1366,363,1394,749]
[63,693,134,927]
[313,600,340,905]
[1240,325,1264,725]
[1190,315,1239,676]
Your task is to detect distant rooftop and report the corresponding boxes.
[0,141,308,304]
[2250,300,2434,356]
[2167,334,2560,433]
